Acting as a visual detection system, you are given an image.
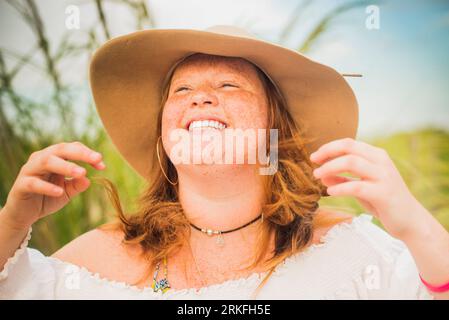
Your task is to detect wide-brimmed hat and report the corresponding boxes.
[89,25,359,182]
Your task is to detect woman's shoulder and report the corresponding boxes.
[266,211,430,299]
[50,225,147,283]
[312,209,407,261]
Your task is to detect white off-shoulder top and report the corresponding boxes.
[0,214,435,299]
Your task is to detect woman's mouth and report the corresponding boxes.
[188,120,227,131]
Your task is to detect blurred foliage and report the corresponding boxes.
[0,0,152,254]
[0,0,448,256]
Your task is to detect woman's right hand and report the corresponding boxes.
[1,141,106,230]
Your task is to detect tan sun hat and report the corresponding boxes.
[89,25,359,182]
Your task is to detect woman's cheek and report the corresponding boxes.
[226,98,268,129]
[222,96,268,164]
[161,103,184,154]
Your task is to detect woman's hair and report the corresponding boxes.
[96,53,350,297]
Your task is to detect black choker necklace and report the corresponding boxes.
[189,213,263,247]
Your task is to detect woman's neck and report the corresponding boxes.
[176,164,269,271]
[178,164,265,233]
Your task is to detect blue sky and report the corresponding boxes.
[1,0,448,139]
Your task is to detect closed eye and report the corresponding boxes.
[174,86,190,93]
[221,83,238,88]
[174,83,238,93]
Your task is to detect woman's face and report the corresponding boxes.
[161,55,269,167]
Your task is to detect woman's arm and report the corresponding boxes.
[0,207,31,272]
[0,142,104,274]
[398,201,449,299]
[310,137,449,299]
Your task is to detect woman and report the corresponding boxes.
[0,26,448,299]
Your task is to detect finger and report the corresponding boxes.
[64,176,91,199]
[327,180,376,201]
[313,154,378,181]
[25,154,87,178]
[320,175,359,187]
[310,138,390,166]
[47,142,105,169]
[18,176,64,198]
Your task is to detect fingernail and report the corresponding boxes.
[90,152,101,161]
[313,168,321,177]
[53,187,63,195]
[97,161,106,169]
[73,167,85,175]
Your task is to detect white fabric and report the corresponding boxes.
[0,214,435,299]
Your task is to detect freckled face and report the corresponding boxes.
[161,56,269,165]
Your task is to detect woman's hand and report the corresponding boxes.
[1,141,106,231]
[309,137,423,240]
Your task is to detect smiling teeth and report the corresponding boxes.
[188,120,226,131]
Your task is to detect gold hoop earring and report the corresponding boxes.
[156,136,178,185]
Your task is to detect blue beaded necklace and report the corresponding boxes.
[151,256,171,293]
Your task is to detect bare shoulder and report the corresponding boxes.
[51,226,147,281]
[51,227,123,264]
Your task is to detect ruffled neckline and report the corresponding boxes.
[47,213,374,298]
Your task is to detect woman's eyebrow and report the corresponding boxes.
[211,74,251,87]
[171,78,190,87]
[170,73,250,88]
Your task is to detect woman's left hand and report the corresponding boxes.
[310,137,423,240]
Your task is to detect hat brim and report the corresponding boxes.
[90,28,358,182]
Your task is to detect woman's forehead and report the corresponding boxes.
[172,54,259,80]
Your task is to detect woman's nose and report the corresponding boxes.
[190,89,219,108]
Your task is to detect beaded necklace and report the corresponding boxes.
[151,256,171,293]
[151,213,264,293]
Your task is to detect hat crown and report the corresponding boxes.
[204,25,255,39]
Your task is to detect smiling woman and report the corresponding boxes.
[0,25,448,300]
[91,51,337,295]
